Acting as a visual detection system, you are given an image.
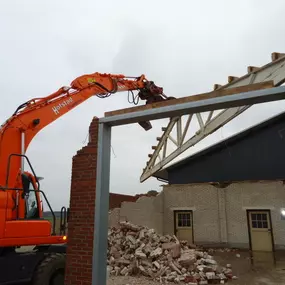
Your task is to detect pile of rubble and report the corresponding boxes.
[107,221,236,284]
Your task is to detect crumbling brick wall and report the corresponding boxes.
[64,117,99,285]
[109,193,137,209]
[64,117,146,284]
[112,193,164,234]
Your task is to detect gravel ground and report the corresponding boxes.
[106,250,285,285]
[107,276,162,285]
[15,247,285,285]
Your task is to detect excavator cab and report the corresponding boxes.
[0,154,68,285]
[0,154,67,247]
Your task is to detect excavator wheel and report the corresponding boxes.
[32,253,66,285]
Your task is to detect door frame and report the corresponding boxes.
[173,210,194,243]
[246,209,275,252]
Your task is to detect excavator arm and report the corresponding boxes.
[3,72,164,136]
[0,72,168,222]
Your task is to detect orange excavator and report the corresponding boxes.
[0,72,173,284]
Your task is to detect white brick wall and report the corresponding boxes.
[163,180,285,249]
[108,180,285,249]
[109,193,164,234]
[108,208,120,228]
[163,184,220,244]
[225,181,285,249]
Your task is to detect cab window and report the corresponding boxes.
[26,181,39,219]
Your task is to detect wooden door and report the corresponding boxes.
[174,211,193,244]
[248,210,273,252]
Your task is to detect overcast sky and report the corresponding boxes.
[1,0,285,210]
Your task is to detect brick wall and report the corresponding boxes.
[163,181,285,249]
[163,184,220,244]
[108,192,158,209]
[109,193,137,209]
[64,117,147,284]
[224,180,285,249]
[110,193,164,234]
[64,117,99,285]
[109,207,121,228]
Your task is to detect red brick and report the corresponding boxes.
[65,117,99,285]
[65,117,146,284]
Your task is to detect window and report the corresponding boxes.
[26,181,39,219]
[251,212,268,229]
[177,212,191,227]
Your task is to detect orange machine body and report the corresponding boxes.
[0,72,165,248]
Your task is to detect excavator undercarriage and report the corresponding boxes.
[0,244,66,285]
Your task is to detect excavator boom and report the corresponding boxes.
[0,72,165,188]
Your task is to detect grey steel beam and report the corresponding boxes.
[100,86,285,126]
[92,122,112,285]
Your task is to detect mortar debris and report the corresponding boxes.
[107,221,237,284]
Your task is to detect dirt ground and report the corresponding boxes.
[212,249,285,285]
[107,250,285,285]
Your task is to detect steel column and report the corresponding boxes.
[92,122,112,285]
